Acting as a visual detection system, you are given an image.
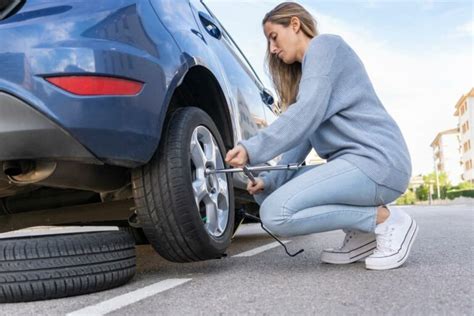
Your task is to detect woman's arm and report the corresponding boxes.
[238,74,332,165]
[237,35,343,166]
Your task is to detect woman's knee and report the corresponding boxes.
[259,200,293,237]
[375,185,403,205]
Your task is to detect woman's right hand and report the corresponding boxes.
[247,177,265,195]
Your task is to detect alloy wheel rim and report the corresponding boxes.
[189,125,229,238]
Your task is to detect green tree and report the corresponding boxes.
[423,171,450,187]
[415,185,429,201]
[396,190,416,205]
[455,181,474,190]
[422,171,452,199]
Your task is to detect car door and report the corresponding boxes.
[189,0,273,136]
[189,0,278,187]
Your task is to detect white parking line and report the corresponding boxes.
[232,241,290,257]
[66,278,192,316]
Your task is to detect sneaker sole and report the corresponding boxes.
[365,220,419,270]
[321,240,376,264]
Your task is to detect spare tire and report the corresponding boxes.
[0,229,136,303]
[132,106,235,262]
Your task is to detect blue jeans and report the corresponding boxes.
[253,159,403,237]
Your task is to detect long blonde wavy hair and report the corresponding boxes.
[262,2,318,111]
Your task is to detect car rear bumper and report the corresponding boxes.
[0,92,100,164]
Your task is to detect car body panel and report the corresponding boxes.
[151,0,272,186]
[0,0,276,184]
[0,0,181,166]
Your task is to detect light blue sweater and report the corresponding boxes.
[238,34,412,194]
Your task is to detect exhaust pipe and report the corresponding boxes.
[2,160,128,192]
[3,160,34,177]
[3,161,21,176]
[4,160,55,182]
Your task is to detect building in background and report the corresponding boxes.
[430,128,462,185]
[454,88,474,183]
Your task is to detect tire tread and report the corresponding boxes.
[0,231,136,303]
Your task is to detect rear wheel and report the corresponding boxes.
[132,107,235,262]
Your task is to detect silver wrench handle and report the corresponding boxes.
[242,165,257,185]
[205,163,303,175]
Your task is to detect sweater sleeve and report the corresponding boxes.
[236,36,340,166]
[255,137,312,194]
[238,74,332,165]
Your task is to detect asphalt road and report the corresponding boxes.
[1,205,472,315]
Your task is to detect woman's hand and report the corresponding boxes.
[225,144,248,167]
[247,177,264,195]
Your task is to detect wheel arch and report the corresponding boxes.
[153,57,236,164]
[170,65,234,149]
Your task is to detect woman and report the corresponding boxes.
[225,2,418,270]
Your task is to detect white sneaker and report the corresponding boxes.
[321,229,376,264]
[365,207,419,270]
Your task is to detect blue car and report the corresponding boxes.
[0,0,278,262]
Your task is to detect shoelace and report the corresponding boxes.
[374,226,395,254]
[340,230,356,249]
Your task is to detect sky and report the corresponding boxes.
[204,0,473,177]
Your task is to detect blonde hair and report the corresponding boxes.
[262,2,318,111]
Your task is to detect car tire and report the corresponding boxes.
[132,106,235,262]
[0,230,136,303]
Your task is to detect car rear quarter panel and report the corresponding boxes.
[0,0,183,166]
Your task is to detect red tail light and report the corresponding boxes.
[45,76,143,96]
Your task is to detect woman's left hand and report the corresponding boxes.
[225,144,248,167]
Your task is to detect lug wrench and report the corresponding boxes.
[205,163,306,257]
[205,163,304,177]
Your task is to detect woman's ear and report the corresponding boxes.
[290,16,301,33]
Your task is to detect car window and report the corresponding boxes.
[200,0,264,89]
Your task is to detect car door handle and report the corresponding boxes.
[260,89,274,106]
[198,11,222,39]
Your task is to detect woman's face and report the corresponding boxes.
[263,20,300,64]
